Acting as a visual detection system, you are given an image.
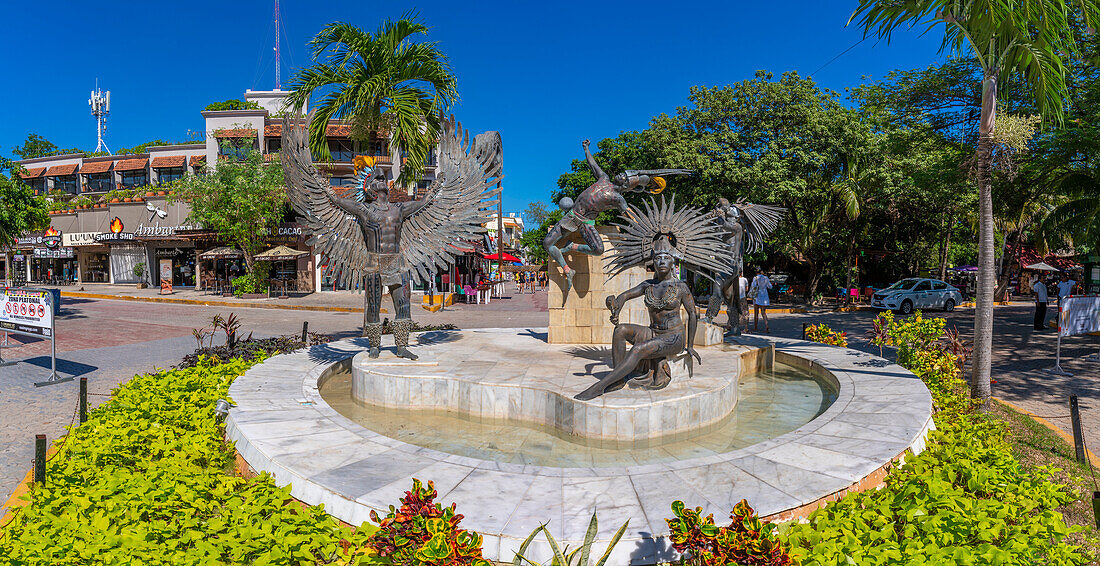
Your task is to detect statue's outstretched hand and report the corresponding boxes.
[688,347,702,365]
[606,295,619,325]
[582,139,591,149]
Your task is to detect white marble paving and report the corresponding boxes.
[225,328,934,565]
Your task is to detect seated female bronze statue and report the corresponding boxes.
[574,235,702,401]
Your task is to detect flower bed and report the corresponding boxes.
[0,356,379,565]
[785,312,1088,565]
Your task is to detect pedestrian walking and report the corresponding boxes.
[1032,274,1049,330]
[1056,272,1076,306]
[738,272,749,328]
[749,271,772,333]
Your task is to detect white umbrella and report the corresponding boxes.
[1025,262,1060,271]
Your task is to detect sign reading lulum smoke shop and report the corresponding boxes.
[63,232,100,246]
[95,217,135,242]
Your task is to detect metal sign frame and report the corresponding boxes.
[0,287,66,386]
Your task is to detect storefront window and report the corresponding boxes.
[52,175,79,194]
[120,170,148,190]
[84,173,113,193]
[155,167,183,185]
[80,250,110,283]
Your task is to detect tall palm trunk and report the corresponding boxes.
[938,213,951,280]
[971,72,996,409]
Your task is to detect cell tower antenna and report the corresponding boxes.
[88,81,111,154]
[274,0,281,90]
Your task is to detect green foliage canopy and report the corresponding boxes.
[203,99,262,111]
[0,160,49,248]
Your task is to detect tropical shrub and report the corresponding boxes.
[781,312,1083,565]
[367,479,490,566]
[804,323,848,347]
[0,356,380,565]
[667,499,795,566]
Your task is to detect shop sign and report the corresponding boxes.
[95,216,135,242]
[62,232,100,246]
[18,227,62,248]
[135,223,199,237]
[155,247,190,258]
[33,248,75,259]
[0,288,53,337]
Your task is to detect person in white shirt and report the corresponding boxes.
[1056,273,1076,303]
[1032,274,1049,330]
[749,272,773,333]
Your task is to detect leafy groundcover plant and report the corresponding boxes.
[803,324,848,348]
[0,355,379,565]
[789,311,1084,565]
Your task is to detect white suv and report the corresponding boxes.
[871,278,964,314]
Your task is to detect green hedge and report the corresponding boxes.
[0,356,378,565]
[784,312,1084,565]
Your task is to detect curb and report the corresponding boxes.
[993,397,1100,467]
[60,291,373,314]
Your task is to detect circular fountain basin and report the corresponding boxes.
[225,329,934,565]
[348,329,768,443]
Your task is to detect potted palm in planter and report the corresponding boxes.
[133,262,148,289]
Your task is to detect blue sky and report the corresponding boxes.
[1,1,949,215]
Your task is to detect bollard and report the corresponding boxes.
[301,321,309,344]
[1093,491,1100,528]
[802,323,807,341]
[34,434,46,484]
[79,377,88,424]
[1071,395,1087,464]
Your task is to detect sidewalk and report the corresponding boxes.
[48,284,416,313]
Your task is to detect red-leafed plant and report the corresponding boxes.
[368,479,490,566]
[666,499,796,566]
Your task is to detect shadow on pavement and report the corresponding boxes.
[17,356,98,377]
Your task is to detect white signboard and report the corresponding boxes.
[0,288,53,337]
[63,232,100,246]
[1059,296,1100,337]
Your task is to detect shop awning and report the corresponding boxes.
[482,252,521,263]
[254,245,308,261]
[46,163,78,176]
[1025,262,1060,272]
[198,246,244,259]
[19,167,45,179]
[80,160,112,174]
[114,158,148,171]
[151,155,186,168]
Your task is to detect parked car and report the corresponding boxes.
[871,278,964,314]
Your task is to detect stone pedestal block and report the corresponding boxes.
[548,226,648,344]
[694,321,725,346]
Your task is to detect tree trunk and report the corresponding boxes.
[806,261,823,304]
[971,73,996,410]
[938,213,951,281]
[994,229,1017,302]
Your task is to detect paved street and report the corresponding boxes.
[2,287,1094,518]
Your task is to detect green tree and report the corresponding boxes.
[0,160,49,248]
[170,151,287,275]
[288,14,457,186]
[522,201,550,228]
[12,133,83,160]
[850,0,1100,408]
[645,72,878,299]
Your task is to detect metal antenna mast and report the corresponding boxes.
[89,80,111,154]
[274,0,281,89]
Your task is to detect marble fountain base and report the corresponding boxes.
[225,328,934,565]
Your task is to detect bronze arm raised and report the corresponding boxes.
[583,139,608,181]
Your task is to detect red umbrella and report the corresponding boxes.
[482,251,521,262]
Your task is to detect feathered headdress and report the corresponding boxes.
[604,195,732,282]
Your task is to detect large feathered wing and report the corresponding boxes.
[399,114,503,284]
[733,201,786,254]
[281,113,372,288]
[604,195,732,282]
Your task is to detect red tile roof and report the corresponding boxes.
[1008,245,1081,270]
[19,167,45,179]
[326,124,351,137]
[80,161,113,174]
[151,155,186,168]
[45,163,78,176]
[264,124,282,137]
[189,155,206,167]
[114,158,149,171]
[214,128,257,138]
[264,123,381,138]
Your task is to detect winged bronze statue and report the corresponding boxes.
[702,198,786,335]
[282,112,502,359]
[574,196,731,401]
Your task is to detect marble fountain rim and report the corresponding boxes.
[225,328,935,564]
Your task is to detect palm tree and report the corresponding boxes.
[287,14,458,186]
[849,0,1099,409]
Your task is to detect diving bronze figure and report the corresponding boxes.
[282,113,502,359]
[543,139,691,303]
